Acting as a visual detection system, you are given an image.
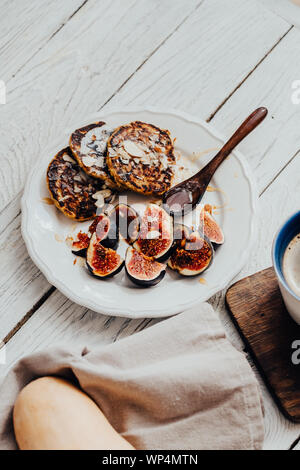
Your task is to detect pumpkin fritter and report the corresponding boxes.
[106,121,176,195]
[46,147,104,221]
[69,121,119,189]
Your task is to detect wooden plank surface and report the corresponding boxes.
[0,289,159,378]
[0,0,201,339]
[105,1,300,194]
[107,0,289,120]
[0,0,86,81]
[293,439,300,449]
[259,0,300,28]
[212,28,300,193]
[4,151,300,449]
[0,0,299,450]
[0,0,288,337]
[0,0,290,340]
[0,0,201,211]
[209,150,300,449]
[226,267,300,423]
[0,194,52,340]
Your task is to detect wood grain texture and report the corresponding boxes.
[105,0,299,194]
[0,0,200,211]
[212,27,300,194]
[209,148,300,449]
[259,0,300,28]
[106,0,288,118]
[0,289,159,379]
[0,0,299,450]
[0,0,200,336]
[226,267,300,423]
[0,194,52,340]
[0,0,205,338]
[163,107,269,213]
[0,0,85,81]
[0,0,288,334]
[293,437,300,449]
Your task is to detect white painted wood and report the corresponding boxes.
[0,289,159,378]
[106,0,289,120]
[102,11,300,445]
[0,194,51,340]
[211,28,300,194]
[0,0,85,81]
[2,152,300,449]
[0,0,299,450]
[0,0,290,337]
[104,0,299,193]
[259,0,300,28]
[0,0,201,211]
[210,154,300,449]
[0,0,201,337]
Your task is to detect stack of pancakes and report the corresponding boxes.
[47,121,176,221]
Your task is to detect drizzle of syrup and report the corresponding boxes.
[206,185,229,207]
[42,197,54,205]
[65,235,74,248]
[190,147,219,162]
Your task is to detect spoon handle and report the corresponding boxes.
[197,107,268,186]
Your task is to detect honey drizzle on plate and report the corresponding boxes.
[190,147,219,162]
[42,197,54,205]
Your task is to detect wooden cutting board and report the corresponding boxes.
[226,267,300,422]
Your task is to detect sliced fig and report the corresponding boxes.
[108,203,140,244]
[71,231,90,257]
[199,206,224,245]
[125,246,166,287]
[168,231,213,276]
[86,233,124,279]
[88,213,119,249]
[133,204,173,261]
[88,216,99,235]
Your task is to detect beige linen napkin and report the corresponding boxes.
[0,303,264,450]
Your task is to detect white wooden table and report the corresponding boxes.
[1,0,300,450]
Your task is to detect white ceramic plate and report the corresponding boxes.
[21,108,257,318]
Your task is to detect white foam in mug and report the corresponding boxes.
[282,234,300,298]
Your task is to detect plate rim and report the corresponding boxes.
[21,106,258,318]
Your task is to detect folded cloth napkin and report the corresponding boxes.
[0,303,264,450]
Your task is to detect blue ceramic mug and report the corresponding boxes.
[272,210,300,325]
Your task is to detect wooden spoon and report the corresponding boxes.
[163,107,268,216]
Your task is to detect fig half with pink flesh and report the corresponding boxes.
[71,231,90,257]
[125,246,166,287]
[133,204,173,261]
[88,213,119,249]
[168,231,213,276]
[86,233,124,279]
[199,207,224,245]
